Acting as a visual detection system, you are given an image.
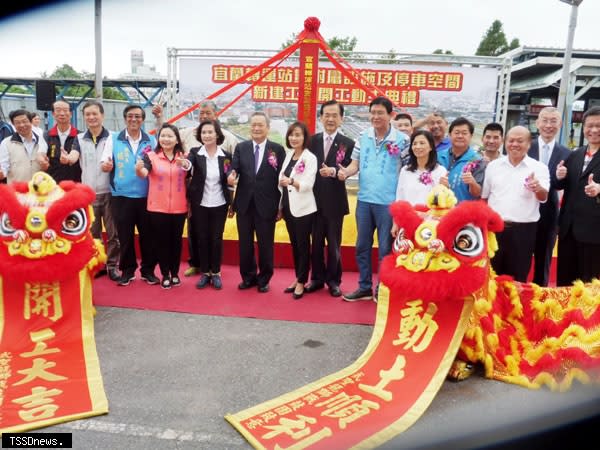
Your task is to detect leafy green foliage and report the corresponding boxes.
[475,20,520,56]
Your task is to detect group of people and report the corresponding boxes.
[1,95,599,297]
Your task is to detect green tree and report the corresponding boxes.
[281,34,358,52]
[475,20,520,56]
[433,49,454,55]
[379,49,399,65]
[42,64,125,100]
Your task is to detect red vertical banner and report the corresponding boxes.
[297,37,320,134]
[0,271,108,433]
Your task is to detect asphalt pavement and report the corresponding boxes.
[38,306,600,450]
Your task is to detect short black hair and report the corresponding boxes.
[449,117,474,135]
[285,121,311,150]
[583,106,600,126]
[395,112,413,124]
[320,100,344,117]
[483,122,504,136]
[82,100,105,115]
[123,104,145,120]
[9,109,30,123]
[196,119,225,146]
[369,96,393,114]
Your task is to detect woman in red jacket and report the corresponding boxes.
[136,124,190,289]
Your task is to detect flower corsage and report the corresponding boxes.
[418,171,433,186]
[385,142,400,156]
[267,150,278,170]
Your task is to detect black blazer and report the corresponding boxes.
[230,139,285,220]
[528,140,571,225]
[556,146,600,243]
[187,147,232,207]
[308,132,354,218]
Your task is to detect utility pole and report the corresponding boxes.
[95,0,103,100]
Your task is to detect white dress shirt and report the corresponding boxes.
[396,164,447,205]
[200,146,226,207]
[482,155,550,223]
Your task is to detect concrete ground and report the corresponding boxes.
[40,306,600,450]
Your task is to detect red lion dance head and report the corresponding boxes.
[0,172,105,283]
[380,185,504,302]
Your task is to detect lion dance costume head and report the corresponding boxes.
[0,172,106,283]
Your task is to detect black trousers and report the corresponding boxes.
[191,203,228,274]
[557,228,600,286]
[532,214,558,287]
[236,201,276,287]
[148,211,186,278]
[284,209,315,284]
[310,212,343,287]
[491,222,536,283]
[186,216,200,268]
[111,196,156,277]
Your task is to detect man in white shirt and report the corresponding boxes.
[0,109,48,183]
[482,126,550,282]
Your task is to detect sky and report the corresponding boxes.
[0,0,598,79]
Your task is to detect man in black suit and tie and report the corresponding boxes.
[527,107,570,286]
[304,100,354,297]
[555,106,600,286]
[227,112,285,293]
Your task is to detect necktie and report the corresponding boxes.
[324,135,333,160]
[542,144,550,166]
[254,144,261,174]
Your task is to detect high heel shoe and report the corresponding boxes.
[284,282,297,294]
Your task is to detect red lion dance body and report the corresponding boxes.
[380,185,600,391]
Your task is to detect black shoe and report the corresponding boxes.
[257,284,270,293]
[196,274,211,289]
[108,268,121,281]
[238,280,257,290]
[343,288,373,302]
[117,273,135,286]
[94,268,108,279]
[329,285,342,297]
[161,278,172,289]
[283,284,296,294]
[292,287,304,300]
[304,282,324,293]
[171,276,181,287]
[211,274,222,290]
[141,273,160,285]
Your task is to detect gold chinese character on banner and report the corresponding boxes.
[394,300,439,352]
[262,415,333,450]
[317,87,334,102]
[395,72,410,87]
[12,386,63,422]
[24,282,62,322]
[316,392,379,429]
[269,86,285,101]
[229,66,245,81]
[377,71,393,86]
[427,73,444,88]
[20,328,60,358]
[401,91,418,106]
[212,66,229,82]
[410,72,427,87]
[13,357,67,386]
[327,70,342,85]
[359,355,406,401]
[444,74,462,90]
[252,86,269,101]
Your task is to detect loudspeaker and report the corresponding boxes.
[35,80,56,111]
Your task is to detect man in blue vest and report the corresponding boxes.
[100,104,158,286]
[338,96,409,301]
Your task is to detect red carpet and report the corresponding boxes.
[92,265,377,325]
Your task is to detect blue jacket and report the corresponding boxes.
[110,130,156,198]
[437,147,484,202]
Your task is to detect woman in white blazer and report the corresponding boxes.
[279,122,318,299]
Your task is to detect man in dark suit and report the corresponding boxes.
[305,100,354,297]
[227,112,285,293]
[528,107,571,286]
[555,106,600,286]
